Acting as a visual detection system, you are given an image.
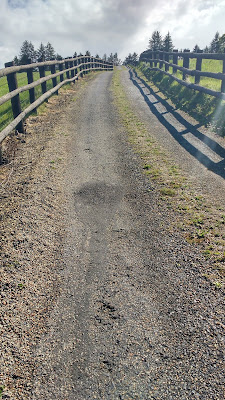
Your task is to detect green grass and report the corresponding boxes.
[137,62,225,136]
[165,58,223,91]
[0,70,54,132]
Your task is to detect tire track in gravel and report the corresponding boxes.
[32,71,225,399]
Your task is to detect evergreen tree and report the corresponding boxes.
[203,46,209,53]
[149,31,162,51]
[218,34,225,53]
[107,53,114,62]
[13,56,19,65]
[56,54,63,60]
[102,53,107,61]
[123,52,138,66]
[36,43,46,61]
[45,42,55,60]
[113,53,121,65]
[19,40,36,64]
[73,51,77,58]
[210,31,220,53]
[163,32,173,52]
[95,54,100,58]
[193,44,200,52]
[85,50,91,56]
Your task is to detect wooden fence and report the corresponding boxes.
[0,55,113,145]
[139,50,225,100]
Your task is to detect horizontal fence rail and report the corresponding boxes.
[139,50,225,100]
[0,55,113,144]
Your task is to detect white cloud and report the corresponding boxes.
[0,0,225,67]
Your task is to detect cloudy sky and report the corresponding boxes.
[0,0,225,67]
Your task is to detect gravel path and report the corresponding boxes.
[0,70,224,400]
[30,71,225,399]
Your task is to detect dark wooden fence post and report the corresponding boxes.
[74,58,78,79]
[59,62,64,82]
[80,56,83,77]
[159,51,163,69]
[172,50,178,73]
[81,56,84,76]
[183,50,190,80]
[65,59,70,79]
[165,51,169,72]
[5,61,24,133]
[86,57,89,73]
[195,50,203,84]
[83,57,86,75]
[50,61,58,94]
[149,51,153,68]
[38,60,47,95]
[70,60,75,79]
[221,49,225,93]
[27,59,36,112]
[153,52,157,67]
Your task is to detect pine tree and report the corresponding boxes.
[149,31,162,51]
[73,51,77,58]
[193,44,200,53]
[13,56,19,65]
[85,50,91,56]
[36,43,46,61]
[19,40,36,64]
[163,32,173,52]
[113,53,121,65]
[210,32,220,53]
[45,42,55,61]
[218,34,225,53]
[102,54,107,61]
[107,53,114,62]
[203,46,209,53]
[123,52,138,66]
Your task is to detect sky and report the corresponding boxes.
[0,0,225,67]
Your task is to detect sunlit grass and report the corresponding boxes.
[165,58,223,91]
[138,62,225,136]
[0,70,53,131]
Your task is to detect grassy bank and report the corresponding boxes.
[111,66,225,289]
[137,62,225,136]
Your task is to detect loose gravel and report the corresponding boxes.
[0,69,224,399]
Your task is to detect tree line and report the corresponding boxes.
[13,40,121,66]
[124,30,225,66]
[147,30,225,54]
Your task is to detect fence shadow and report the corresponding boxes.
[129,69,225,180]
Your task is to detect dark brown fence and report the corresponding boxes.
[0,55,113,144]
[139,50,225,100]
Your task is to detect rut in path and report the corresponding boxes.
[26,70,224,399]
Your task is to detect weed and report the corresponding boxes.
[213,281,222,289]
[160,187,176,196]
[18,283,24,289]
[191,215,204,227]
[143,164,152,170]
[0,386,4,397]
[196,230,206,239]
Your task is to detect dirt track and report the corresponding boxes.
[0,69,225,399]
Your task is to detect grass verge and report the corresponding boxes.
[111,66,225,289]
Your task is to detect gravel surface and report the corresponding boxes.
[0,69,224,399]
